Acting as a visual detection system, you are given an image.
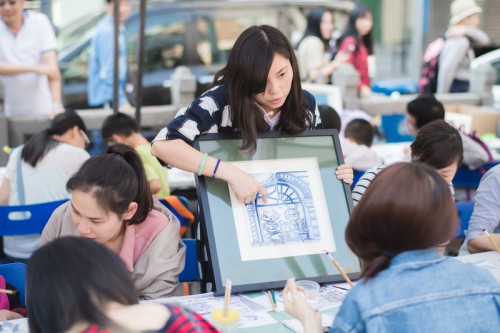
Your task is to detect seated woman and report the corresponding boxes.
[0,109,90,261]
[27,237,216,333]
[41,144,185,299]
[284,162,500,332]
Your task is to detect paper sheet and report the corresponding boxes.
[166,295,277,329]
[281,314,335,333]
[0,318,30,333]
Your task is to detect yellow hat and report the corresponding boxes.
[449,0,482,25]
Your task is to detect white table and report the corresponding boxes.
[168,167,195,191]
[371,142,411,165]
[454,251,500,282]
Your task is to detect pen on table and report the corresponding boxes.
[483,229,500,254]
[331,285,349,291]
[323,250,354,287]
[223,279,232,317]
[267,290,277,312]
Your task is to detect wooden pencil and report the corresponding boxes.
[267,290,277,312]
[0,289,13,294]
[323,250,354,287]
[223,279,232,317]
[484,230,500,254]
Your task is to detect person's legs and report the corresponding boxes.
[450,79,470,93]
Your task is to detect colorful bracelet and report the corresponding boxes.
[212,159,221,179]
[197,153,208,176]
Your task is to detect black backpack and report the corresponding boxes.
[418,37,446,94]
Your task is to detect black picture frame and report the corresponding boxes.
[194,129,361,295]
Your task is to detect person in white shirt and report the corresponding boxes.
[0,0,62,118]
[0,110,90,260]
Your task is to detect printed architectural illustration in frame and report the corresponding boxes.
[194,130,360,295]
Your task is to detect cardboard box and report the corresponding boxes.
[444,104,500,137]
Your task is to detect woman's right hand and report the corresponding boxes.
[220,162,268,204]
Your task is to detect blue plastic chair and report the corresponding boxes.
[0,263,27,306]
[452,162,500,200]
[380,114,414,143]
[179,238,200,283]
[0,199,68,235]
[455,201,475,238]
[352,169,364,189]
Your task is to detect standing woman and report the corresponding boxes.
[0,110,90,261]
[296,7,346,83]
[336,5,374,98]
[41,144,185,300]
[151,25,353,206]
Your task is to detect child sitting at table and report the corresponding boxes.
[26,237,217,333]
[341,118,381,171]
[284,162,500,332]
[102,112,170,197]
[41,144,185,299]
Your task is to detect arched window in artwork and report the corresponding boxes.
[246,171,321,246]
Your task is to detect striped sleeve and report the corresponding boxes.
[351,165,386,205]
[163,303,218,333]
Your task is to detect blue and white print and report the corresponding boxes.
[245,171,321,246]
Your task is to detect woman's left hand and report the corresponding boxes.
[283,278,322,332]
[336,163,354,185]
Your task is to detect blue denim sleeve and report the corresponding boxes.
[466,165,500,243]
[329,292,364,333]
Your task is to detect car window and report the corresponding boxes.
[127,11,190,74]
[194,7,279,66]
[61,43,91,84]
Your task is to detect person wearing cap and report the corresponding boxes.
[0,110,90,261]
[437,0,490,94]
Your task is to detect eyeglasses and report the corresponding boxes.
[80,129,91,145]
[0,0,18,7]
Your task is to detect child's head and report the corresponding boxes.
[405,95,445,135]
[27,237,138,333]
[344,118,374,147]
[213,25,310,153]
[410,119,463,184]
[102,112,140,145]
[318,105,341,131]
[66,144,153,244]
[346,162,457,280]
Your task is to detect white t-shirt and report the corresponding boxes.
[0,11,57,117]
[4,143,89,258]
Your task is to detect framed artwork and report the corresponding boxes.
[194,130,361,295]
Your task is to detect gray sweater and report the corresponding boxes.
[437,26,489,93]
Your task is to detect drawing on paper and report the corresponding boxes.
[245,171,321,246]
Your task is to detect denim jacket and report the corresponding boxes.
[330,249,500,333]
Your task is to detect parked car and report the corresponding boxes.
[57,0,354,109]
[471,48,500,109]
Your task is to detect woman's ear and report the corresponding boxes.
[122,202,138,221]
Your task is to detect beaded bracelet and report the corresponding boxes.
[212,159,221,179]
[197,153,208,176]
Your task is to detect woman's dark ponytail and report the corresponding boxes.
[21,110,88,167]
